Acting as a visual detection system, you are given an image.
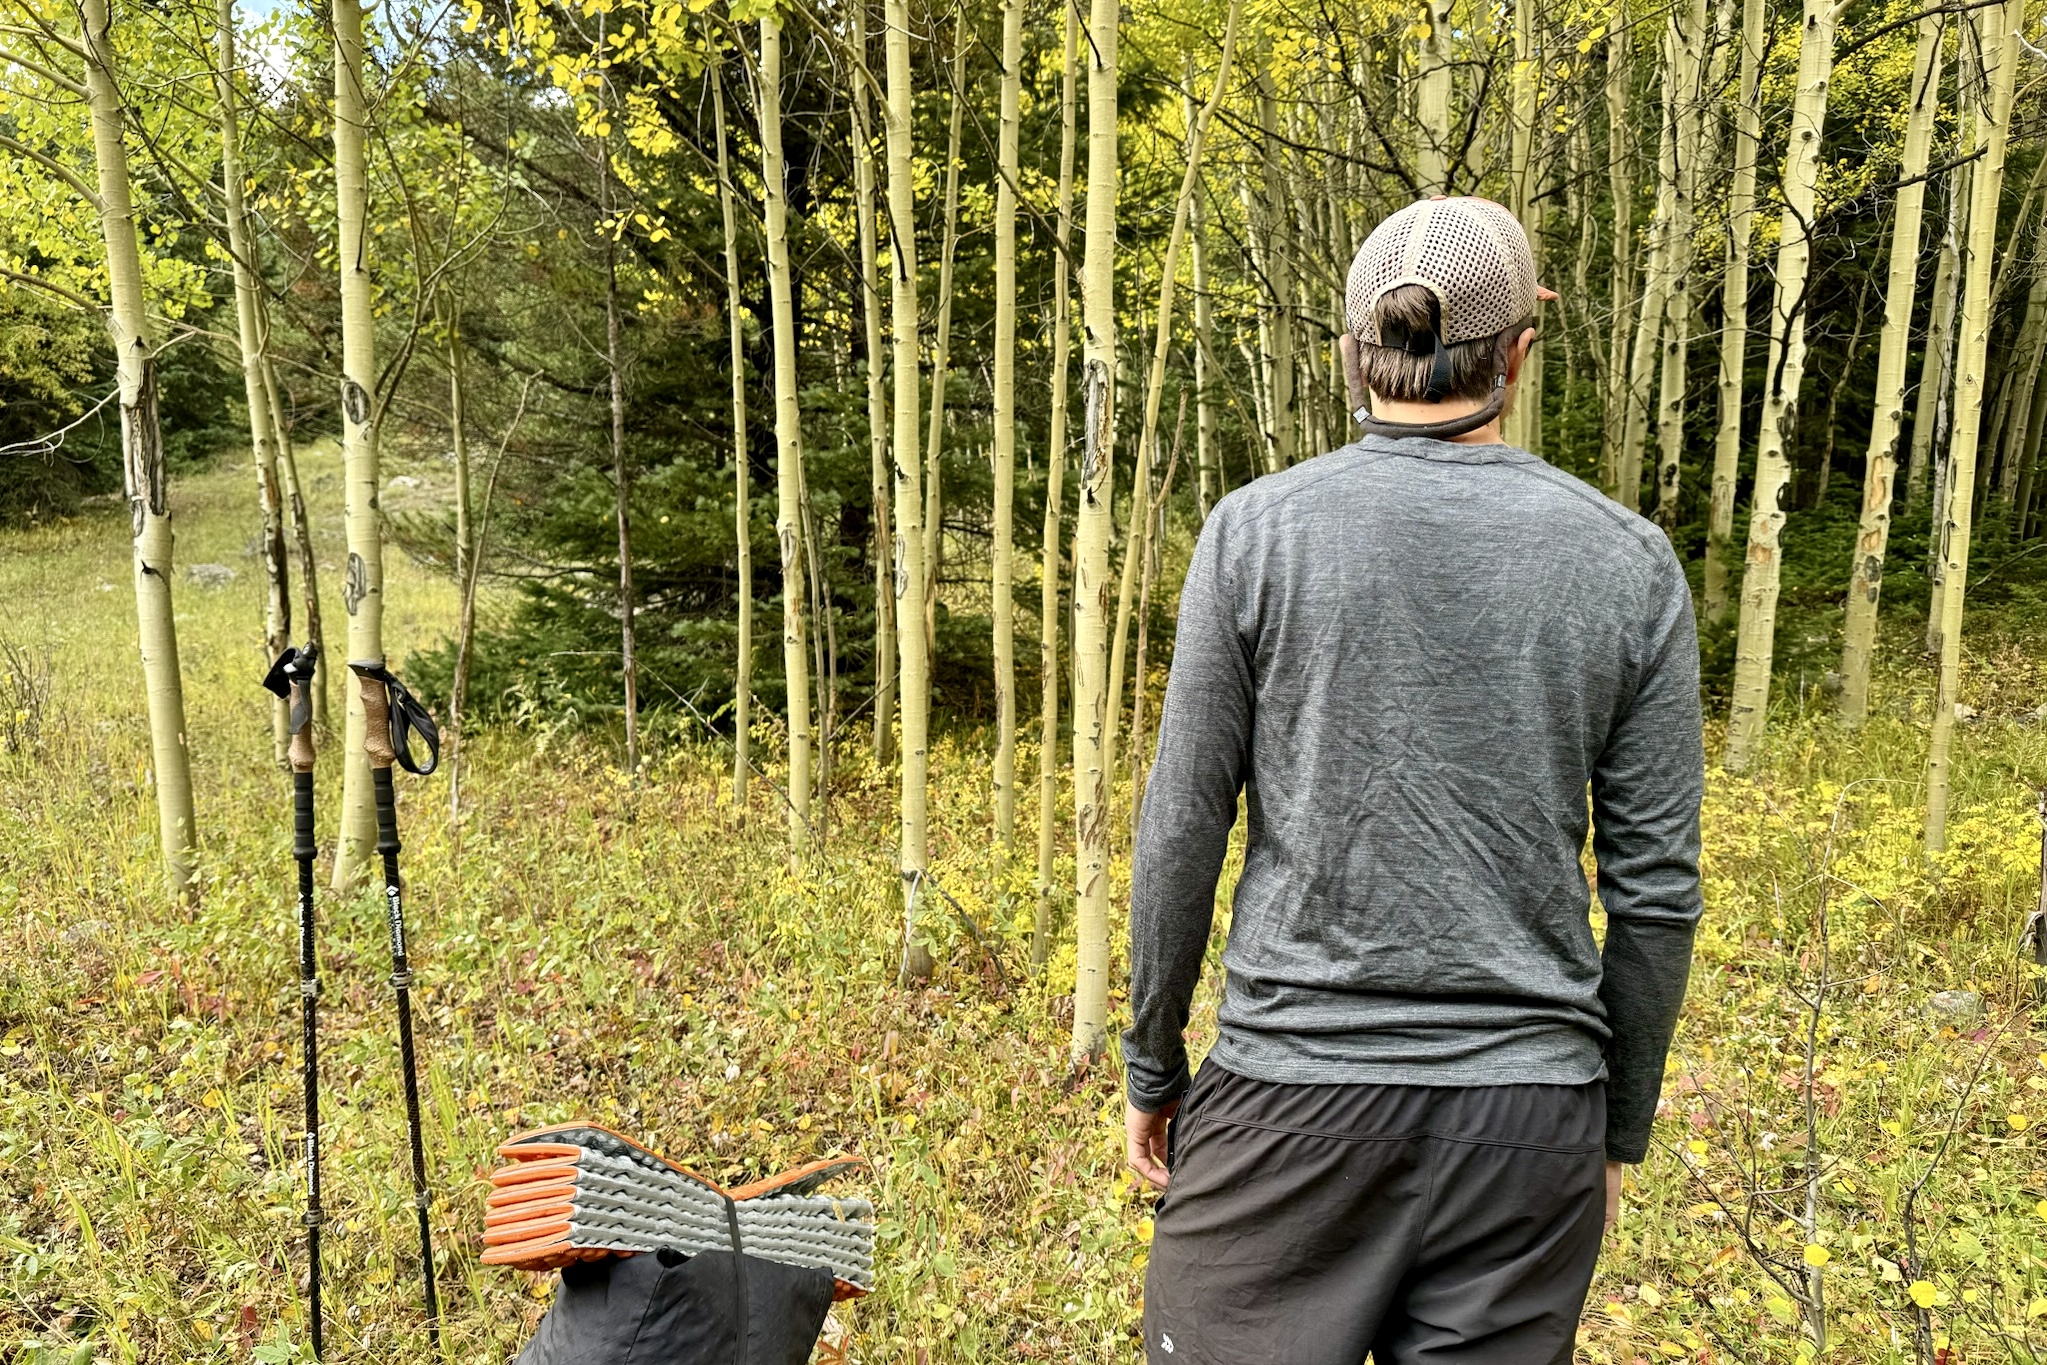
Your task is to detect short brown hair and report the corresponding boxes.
[1354,284,1507,404]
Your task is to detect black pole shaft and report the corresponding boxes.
[372,766,441,1347]
[294,770,324,1359]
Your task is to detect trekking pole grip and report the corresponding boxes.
[289,677,316,774]
[354,662,397,771]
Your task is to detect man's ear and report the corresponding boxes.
[1339,332,1371,416]
[1504,326,1538,385]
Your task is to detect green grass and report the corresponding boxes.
[5,448,2047,1364]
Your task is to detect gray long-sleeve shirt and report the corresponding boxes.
[1123,434,1703,1163]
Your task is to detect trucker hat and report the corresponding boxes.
[1345,197,1558,348]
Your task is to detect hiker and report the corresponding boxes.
[1123,196,1703,1364]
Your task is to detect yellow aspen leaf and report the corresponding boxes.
[1802,1244,1831,1268]
[1638,1283,1664,1307]
[1909,1281,1938,1309]
[2008,1113,2031,1131]
[1136,1217,1154,1244]
[201,1088,223,1109]
[2026,1299,2047,1319]
[2034,1199,2047,1219]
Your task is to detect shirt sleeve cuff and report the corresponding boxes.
[1123,1049,1193,1113]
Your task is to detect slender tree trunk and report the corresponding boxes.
[443,302,471,817]
[1995,228,2047,505]
[1130,404,1183,835]
[1601,18,1635,495]
[1907,198,1961,512]
[760,14,810,851]
[1927,0,2021,851]
[1620,65,1675,516]
[2015,352,2047,536]
[990,0,1023,850]
[264,357,327,732]
[1704,0,1766,622]
[884,0,933,981]
[214,0,290,766]
[1104,0,1241,825]
[1071,0,1119,1067]
[1838,15,1941,728]
[329,0,382,891]
[599,75,639,779]
[923,29,967,657]
[1191,149,1218,523]
[1416,0,1454,190]
[1652,0,1707,527]
[1725,0,1839,772]
[1255,56,1294,473]
[82,0,196,897]
[851,5,893,770]
[710,40,751,824]
[1504,0,1539,453]
[1034,2,1080,972]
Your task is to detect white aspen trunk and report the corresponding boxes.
[760,15,810,850]
[710,41,752,823]
[1503,0,1538,453]
[265,357,327,732]
[1190,91,1217,522]
[329,0,382,891]
[1256,60,1294,473]
[1906,203,1961,511]
[1837,15,1941,729]
[81,0,196,896]
[214,0,291,766]
[599,64,639,779]
[1704,0,1766,622]
[1652,0,1707,526]
[1927,0,2022,851]
[1619,70,1675,516]
[1416,0,1454,190]
[1599,18,1635,495]
[444,304,471,818]
[1034,3,1080,971]
[1103,0,1241,821]
[883,0,933,981]
[1995,231,2047,503]
[923,32,967,651]
[851,5,893,770]
[1724,0,1838,773]
[1071,0,1119,1067]
[990,0,1022,849]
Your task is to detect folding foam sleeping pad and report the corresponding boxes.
[485,1124,874,1365]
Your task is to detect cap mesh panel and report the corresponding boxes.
[1346,198,1540,345]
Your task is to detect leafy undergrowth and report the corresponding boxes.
[6,453,2047,1364]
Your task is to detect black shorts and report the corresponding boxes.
[1142,1063,1607,1365]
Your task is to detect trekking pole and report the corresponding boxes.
[262,645,324,1359]
[347,658,442,1349]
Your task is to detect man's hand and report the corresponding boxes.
[1605,1160,1625,1232]
[1126,1099,1180,1191]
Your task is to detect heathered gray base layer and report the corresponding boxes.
[1122,434,1704,1163]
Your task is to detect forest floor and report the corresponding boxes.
[7,449,2047,1364]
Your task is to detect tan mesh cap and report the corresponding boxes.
[1345,197,1556,346]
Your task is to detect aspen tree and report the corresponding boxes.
[1618,65,1675,515]
[213,0,290,767]
[1652,0,1707,526]
[990,0,1022,848]
[599,26,639,779]
[443,302,471,816]
[73,0,198,895]
[1034,1,1080,971]
[1255,56,1294,473]
[710,38,751,820]
[1704,0,1766,622]
[1416,0,1455,190]
[1906,207,1961,509]
[1927,0,2022,851]
[1601,18,1634,494]
[1503,0,1539,453]
[883,0,934,981]
[1104,0,1242,826]
[261,357,327,730]
[1837,15,1941,729]
[330,0,383,890]
[923,30,967,645]
[1724,0,1839,772]
[1995,229,2047,503]
[1071,0,1119,1067]
[759,13,810,850]
[850,3,893,769]
[1189,78,1217,521]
